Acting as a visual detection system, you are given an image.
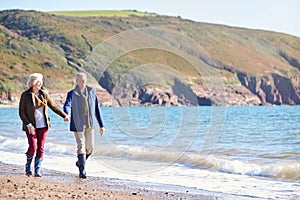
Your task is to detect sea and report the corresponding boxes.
[0,106,299,199]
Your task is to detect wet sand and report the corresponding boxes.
[0,162,219,200]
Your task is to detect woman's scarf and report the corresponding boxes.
[32,91,47,109]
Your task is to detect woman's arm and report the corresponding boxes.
[19,92,31,126]
[46,93,67,118]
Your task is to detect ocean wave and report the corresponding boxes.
[93,144,300,181]
[45,142,75,156]
[0,136,27,153]
[2,133,299,181]
[0,136,74,156]
[205,156,300,181]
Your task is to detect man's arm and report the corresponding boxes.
[94,94,105,136]
[94,95,104,127]
[63,91,72,115]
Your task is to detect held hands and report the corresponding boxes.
[62,115,104,135]
[64,115,70,122]
[100,127,105,136]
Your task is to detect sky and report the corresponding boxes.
[0,0,299,37]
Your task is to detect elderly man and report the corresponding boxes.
[63,72,105,178]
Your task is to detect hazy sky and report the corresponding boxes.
[1,0,299,37]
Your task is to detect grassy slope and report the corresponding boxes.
[0,24,75,92]
[48,10,157,17]
[0,10,299,99]
[182,22,300,75]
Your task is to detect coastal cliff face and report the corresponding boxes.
[237,72,300,105]
[0,10,299,106]
[98,68,300,106]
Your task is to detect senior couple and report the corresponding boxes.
[19,72,105,179]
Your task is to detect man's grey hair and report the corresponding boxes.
[75,72,87,82]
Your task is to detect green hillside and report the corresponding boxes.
[0,9,299,106]
[48,10,157,17]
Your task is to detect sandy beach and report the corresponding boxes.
[0,162,218,200]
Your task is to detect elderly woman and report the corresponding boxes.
[19,73,69,177]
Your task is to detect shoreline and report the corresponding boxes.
[0,104,18,108]
[0,162,219,200]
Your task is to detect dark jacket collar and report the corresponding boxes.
[26,87,47,96]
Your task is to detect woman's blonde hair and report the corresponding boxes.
[27,73,43,88]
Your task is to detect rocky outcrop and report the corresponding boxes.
[237,72,300,105]
[101,77,212,106]
[271,73,300,105]
[172,79,199,106]
[137,85,179,106]
[191,81,261,106]
[96,68,300,106]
